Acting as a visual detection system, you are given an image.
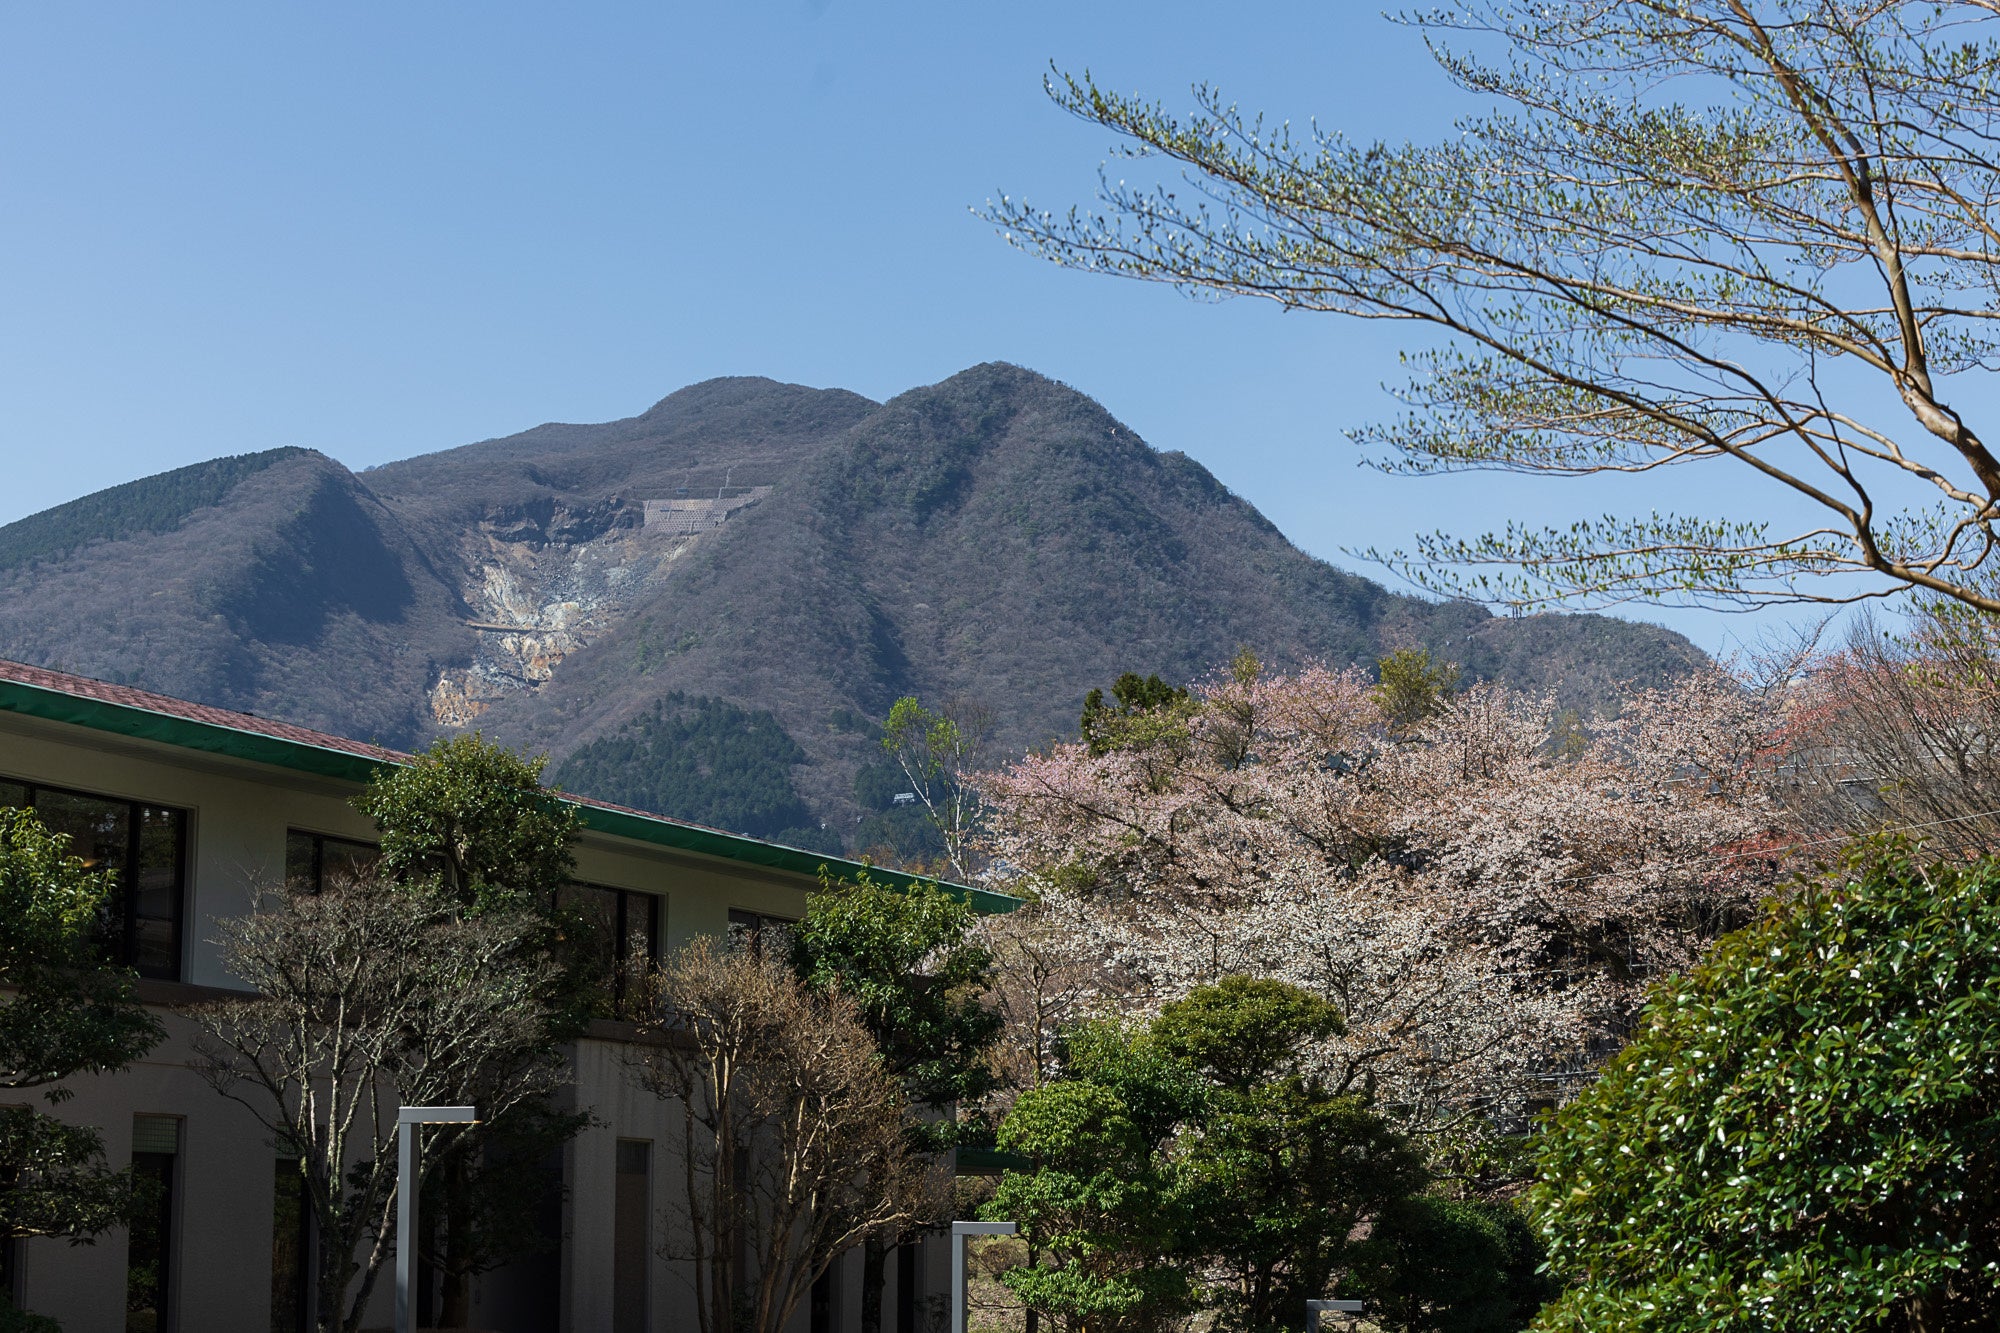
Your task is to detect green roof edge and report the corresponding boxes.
[0,677,1021,915]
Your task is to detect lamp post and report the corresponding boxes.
[950,1220,1016,1333]
[1307,1298,1365,1332]
[396,1105,477,1333]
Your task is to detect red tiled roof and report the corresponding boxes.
[0,657,408,766]
[0,656,719,825]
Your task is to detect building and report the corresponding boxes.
[0,659,1015,1333]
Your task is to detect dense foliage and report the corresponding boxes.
[358,734,581,915]
[791,870,1002,1132]
[0,808,163,1247]
[551,694,818,842]
[1527,841,2000,1332]
[790,871,1003,1333]
[1080,672,1190,756]
[991,977,1535,1333]
[0,447,305,574]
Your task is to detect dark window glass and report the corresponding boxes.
[126,1117,178,1333]
[132,808,183,979]
[558,884,661,1017]
[728,908,794,958]
[1,779,187,980]
[270,1157,309,1333]
[283,832,316,889]
[37,790,132,957]
[896,1238,917,1333]
[320,839,376,888]
[566,885,619,987]
[628,893,661,970]
[613,1140,650,1333]
[284,830,379,893]
[811,1264,835,1333]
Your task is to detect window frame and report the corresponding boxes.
[559,883,663,1016]
[126,1114,183,1333]
[0,775,189,982]
[283,828,380,894]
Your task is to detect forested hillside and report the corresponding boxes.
[0,447,310,574]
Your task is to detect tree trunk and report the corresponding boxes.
[1023,1239,1039,1333]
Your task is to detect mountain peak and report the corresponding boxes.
[637,375,873,421]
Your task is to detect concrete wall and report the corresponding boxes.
[0,710,915,1333]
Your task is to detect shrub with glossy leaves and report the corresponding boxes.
[1527,840,2000,1332]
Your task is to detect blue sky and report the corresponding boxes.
[0,2,1845,655]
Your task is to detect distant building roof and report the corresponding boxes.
[0,658,1017,913]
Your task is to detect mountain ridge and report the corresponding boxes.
[0,363,1704,852]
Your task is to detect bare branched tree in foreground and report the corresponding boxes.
[186,878,565,1333]
[988,2,2000,612]
[1783,591,2000,851]
[630,938,945,1333]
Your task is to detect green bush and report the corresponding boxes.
[1354,1197,1556,1333]
[1527,840,2000,1331]
[0,1295,60,1333]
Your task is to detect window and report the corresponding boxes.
[557,885,661,1017]
[0,779,187,980]
[810,1259,838,1333]
[613,1140,651,1333]
[727,908,796,958]
[896,1238,918,1333]
[284,830,379,893]
[127,1115,180,1333]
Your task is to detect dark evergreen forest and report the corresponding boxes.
[552,694,836,849]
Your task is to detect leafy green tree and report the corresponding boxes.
[791,871,1004,1333]
[993,979,1455,1333]
[1352,1197,1557,1333]
[880,697,991,880]
[1079,673,1192,757]
[355,733,581,915]
[1527,839,2000,1332]
[989,1021,1206,1333]
[352,735,590,1328]
[1373,650,1458,735]
[1154,978,1428,1333]
[0,808,163,1257]
[988,3,2000,615]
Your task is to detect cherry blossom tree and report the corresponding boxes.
[976,657,1791,1146]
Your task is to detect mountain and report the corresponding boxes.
[0,364,1704,850]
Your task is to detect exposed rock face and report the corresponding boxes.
[429,513,712,724]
